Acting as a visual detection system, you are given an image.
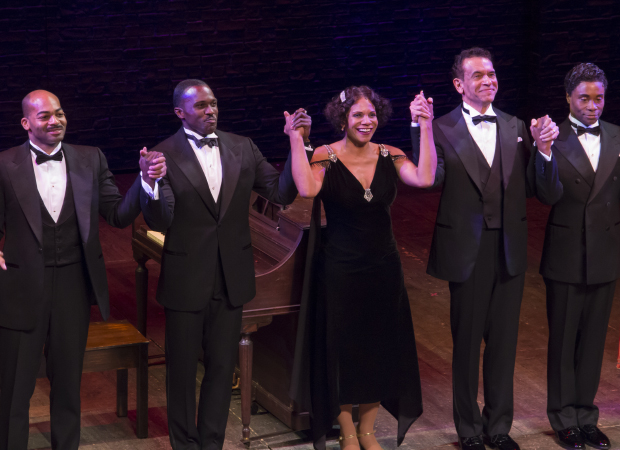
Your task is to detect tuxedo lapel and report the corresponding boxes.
[496,111,518,190]
[588,121,620,203]
[167,128,218,218]
[217,131,241,221]
[437,106,483,194]
[553,119,595,187]
[7,142,43,245]
[63,143,92,242]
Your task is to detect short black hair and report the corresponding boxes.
[173,79,209,108]
[564,63,608,95]
[452,47,494,80]
[323,86,392,132]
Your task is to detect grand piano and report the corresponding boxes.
[131,192,325,444]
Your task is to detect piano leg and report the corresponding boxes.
[135,258,149,337]
[239,331,254,445]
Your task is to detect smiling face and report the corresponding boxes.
[344,97,378,145]
[21,90,67,152]
[453,57,498,112]
[174,85,218,136]
[567,81,605,126]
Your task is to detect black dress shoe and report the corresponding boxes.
[580,424,610,449]
[458,435,485,450]
[556,426,586,449]
[484,434,521,450]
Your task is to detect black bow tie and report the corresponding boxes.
[31,146,63,165]
[462,105,497,126]
[574,125,600,137]
[187,135,218,148]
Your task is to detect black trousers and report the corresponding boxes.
[448,229,525,438]
[0,263,91,450]
[165,277,243,450]
[545,278,616,431]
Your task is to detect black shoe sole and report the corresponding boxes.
[583,442,610,450]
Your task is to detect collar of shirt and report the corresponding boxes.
[569,114,599,130]
[184,128,218,141]
[29,141,62,157]
[462,101,497,127]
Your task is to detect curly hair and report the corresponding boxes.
[451,47,494,80]
[564,63,608,95]
[323,86,392,132]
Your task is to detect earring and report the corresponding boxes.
[341,125,345,131]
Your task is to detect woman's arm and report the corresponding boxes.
[284,111,325,198]
[393,93,437,187]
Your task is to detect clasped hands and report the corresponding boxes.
[283,108,312,141]
[530,116,559,156]
[139,148,167,189]
[410,91,434,125]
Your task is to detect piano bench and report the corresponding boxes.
[37,320,150,439]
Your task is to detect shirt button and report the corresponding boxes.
[576,179,581,184]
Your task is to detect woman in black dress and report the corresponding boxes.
[284,86,436,450]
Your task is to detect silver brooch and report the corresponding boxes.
[380,144,389,157]
[364,189,373,202]
[328,152,338,163]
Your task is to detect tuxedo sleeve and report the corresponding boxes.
[251,138,315,206]
[144,177,175,232]
[524,121,563,205]
[0,166,5,242]
[410,125,445,188]
[96,148,143,228]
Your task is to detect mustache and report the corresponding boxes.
[47,125,64,131]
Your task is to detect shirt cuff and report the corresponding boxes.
[411,122,420,128]
[140,172,160,200]
[538,150,553,161]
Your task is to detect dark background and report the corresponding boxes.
[1,0,619,172]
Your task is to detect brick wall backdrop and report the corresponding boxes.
[0,0,618,171]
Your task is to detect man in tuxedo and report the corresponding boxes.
[0,90,168,450]
[537,63,618,450]
[411,47,562,450]
[144,79,313,450]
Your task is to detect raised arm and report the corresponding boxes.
[394,92,437,187]
[526,116,563,205]
[284,110,325,198]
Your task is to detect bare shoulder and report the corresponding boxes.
[310,145,330,163]
[382,144,406,157]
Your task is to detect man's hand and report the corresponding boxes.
[0,251,6,271]
[283,111,304,139]
[139,148,166,189]
[410,91,433,124]
[288,108,312,141]
[531,115,559,156]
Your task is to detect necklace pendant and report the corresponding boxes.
[364,189,373,202]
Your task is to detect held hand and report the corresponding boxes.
[283,111,303,138]
[530,116,556,156]
[0,251,6,271]
[410,90,433,124]
[139,148,166,189]
[291,108,312,141]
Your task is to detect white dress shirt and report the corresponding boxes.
[30,141,66,223]
[569,115,601,172]
[185,128,222,202]
[462,101,497,166]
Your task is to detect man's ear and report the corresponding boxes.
[566,93,571,104]
[174,107,184,120]
[453,78,464,95]
[21,117,30,131]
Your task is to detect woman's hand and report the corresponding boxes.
[410,90,433,124]
[284,108,311,139]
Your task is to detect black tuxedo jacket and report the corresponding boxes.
[0,142,167,331]
[412,106,562,283]
[147,128,303,310]
[540,118,620,285]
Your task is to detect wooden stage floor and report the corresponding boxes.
[26,173,620,450]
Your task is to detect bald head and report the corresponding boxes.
[21,90,67,153]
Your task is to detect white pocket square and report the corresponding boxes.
[517,137,523,142]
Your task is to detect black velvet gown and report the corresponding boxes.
[290,144,423,450]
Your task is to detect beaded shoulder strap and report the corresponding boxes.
[325,144,338,162]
